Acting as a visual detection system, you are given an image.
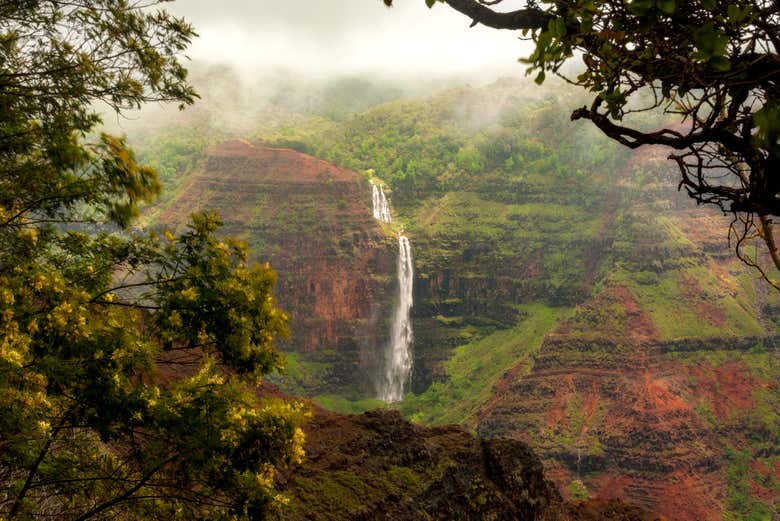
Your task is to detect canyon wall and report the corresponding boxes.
[157,140,396,396]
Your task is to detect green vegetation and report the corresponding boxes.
[309,88,628,206]
[547,394,606,458]
[413,0,780,278]
[400,305,567,426]
[283,463,432,520]
[567,479,589,502]
[290,471,376,517]
[623,266,766,340]
[0,3,304,519]
[724,447,773,521]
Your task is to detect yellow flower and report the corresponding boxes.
[180,287,198,301]
[1,288,14,305]
[291,427,306,464]
[18,228,37,245]
[32,274,46,291]
[50,302,73,329]
[168,310,182,328]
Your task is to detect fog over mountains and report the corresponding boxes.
[167,0,533,78]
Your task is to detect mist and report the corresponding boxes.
[166,0,534,80]
[108,1,576,145]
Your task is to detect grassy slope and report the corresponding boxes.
[400,304,569,426]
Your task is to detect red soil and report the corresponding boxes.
[613,285,660,344]
[685,359,758,420]
[208,139,356,182]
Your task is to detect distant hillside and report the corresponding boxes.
[147,79,780,520]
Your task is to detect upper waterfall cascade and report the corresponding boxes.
[372,183,392,223]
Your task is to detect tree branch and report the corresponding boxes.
[7,412,70,519]
[72,457,174,521]
[759,215,780,276]
[385,0,551,29]
[442,0,551,29]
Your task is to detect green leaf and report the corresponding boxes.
[657,0,676,14]
[754,101,780,148]
[535,70,546,85]
[726,4,749,23]
[700,0,717,10]
[537,30,553,51]
[581,18,593,33]
[710,56,731,71]
[425,0,437,7]
[629,0,654,15]
[693,22,729,59]
[549,17,566,38]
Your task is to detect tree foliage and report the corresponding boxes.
[266,86,628,203]
[388,0,780,282]
[0,2,305,519]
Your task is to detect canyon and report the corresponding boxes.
[150,83,780,520]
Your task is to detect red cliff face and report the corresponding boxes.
[158,140,396,395]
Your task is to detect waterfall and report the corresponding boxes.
[380,234,414,402]
[372,183,392,223]
[370,180,414,402]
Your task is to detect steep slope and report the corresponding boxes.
[154,140,396,398]
[401,143,780,520]
[466,148,780,520]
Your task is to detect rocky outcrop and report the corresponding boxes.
[275,408,661,520]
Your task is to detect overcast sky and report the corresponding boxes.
[167,0,534,79]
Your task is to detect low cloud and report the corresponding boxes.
[166,0,534,80]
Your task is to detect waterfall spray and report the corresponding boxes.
[380,234,414,402]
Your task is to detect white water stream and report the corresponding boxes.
[370,182,414,402]
[372,183,392,223]
[381,234,414,402]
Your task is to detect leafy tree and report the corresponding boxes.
[455,144,487,174]
[0,1,305,519]
[388,0,780,283]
